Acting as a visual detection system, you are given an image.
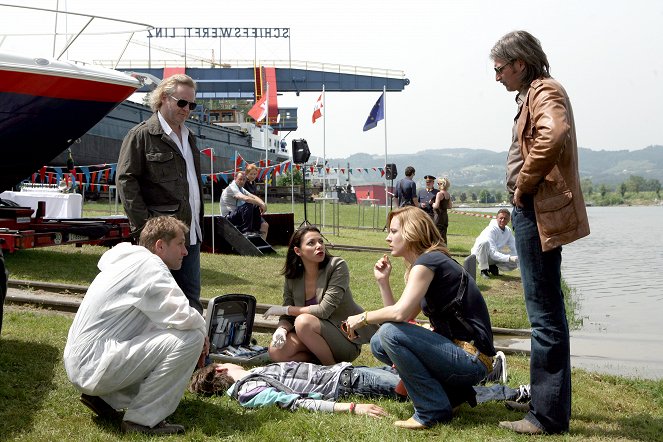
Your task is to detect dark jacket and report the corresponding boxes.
[515,78,590,251]
[116,113,204,244]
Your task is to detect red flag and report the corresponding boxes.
[201,147,214,158]
[248,94,268,122]
[312,93,323,123]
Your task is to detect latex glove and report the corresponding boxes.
[270,327,288,349]
[263,305,290,318]
[509,255,519,264]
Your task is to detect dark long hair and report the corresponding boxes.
[188,364,234,396]
[281,225,331,279]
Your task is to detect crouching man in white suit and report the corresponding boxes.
[471,208,519,279]
[64,216,207,435]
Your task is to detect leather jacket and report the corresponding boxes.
[116,113,204,244]
[515,78,590,251]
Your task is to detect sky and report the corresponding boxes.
[3,0,663,160]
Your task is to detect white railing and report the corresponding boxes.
[93,59,406,79]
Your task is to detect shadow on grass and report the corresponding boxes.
[573,411,663,441]
[174,396,272,437]
[0,339,59,442]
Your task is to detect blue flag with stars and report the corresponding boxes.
[362,92,384,131]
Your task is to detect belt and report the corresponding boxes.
[453,339,493,372]
[337,367,354,397]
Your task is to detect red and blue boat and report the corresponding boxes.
[0,52,139,191]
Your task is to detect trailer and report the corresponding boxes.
[0,201,132,254]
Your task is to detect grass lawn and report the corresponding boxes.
[2,202,662,440]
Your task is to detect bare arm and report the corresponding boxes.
[333,402,388,418]
[345,264,433,335]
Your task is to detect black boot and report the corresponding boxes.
[488,264,499,276]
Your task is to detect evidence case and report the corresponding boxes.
[205,294,271,365]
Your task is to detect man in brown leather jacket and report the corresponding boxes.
[117,74,205,314]
[491,31,589,435]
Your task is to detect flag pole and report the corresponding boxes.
[322,84,326,231]
[383,85,388,226]
[264,82,270,205]
[210,151,215,254]
[290,160,295,214]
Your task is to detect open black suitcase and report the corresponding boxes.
[205,294,271,365]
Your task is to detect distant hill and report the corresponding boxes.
[327,145,663,187]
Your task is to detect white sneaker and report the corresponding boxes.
[495,351,508,384]
[515,384,531,403]
[484,350,508,384]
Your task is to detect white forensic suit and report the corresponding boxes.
[471,218,519,272]
[64,242,206,427]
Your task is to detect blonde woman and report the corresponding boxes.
[432,177,452,244]
[243,163,259,195]
[344,207,495,430]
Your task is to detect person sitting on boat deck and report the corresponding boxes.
[395,166,418,207]
[189,361,396,417]
[417,175,438,217]
[471,208,519,279]
[263,225,378,365]
[63,216,207,436]
[220,171,269,240]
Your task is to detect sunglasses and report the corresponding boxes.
[494,61,513,75]
[169,95,197,110]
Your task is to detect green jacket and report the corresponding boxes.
[116,113,204,244]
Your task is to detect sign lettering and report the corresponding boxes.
[147,27,290,39]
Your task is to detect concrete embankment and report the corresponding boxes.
[5,279,531,355]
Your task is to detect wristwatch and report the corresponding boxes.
[360,313,368,326]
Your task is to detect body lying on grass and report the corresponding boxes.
[188,359,528,418]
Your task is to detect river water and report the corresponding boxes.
[561,206,663,380]
[464,205,663,380]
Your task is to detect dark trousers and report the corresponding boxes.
[227,203,261,234]
[171,242,202,314]
[512,205,570,433]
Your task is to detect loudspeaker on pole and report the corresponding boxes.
[292,139,311,164]
[385,163,398,180]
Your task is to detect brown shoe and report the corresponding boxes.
[505,400,531,413]
[121,420,185,435]
[394,417,429,430]
[499,418,544,434]
[79,394,122,420]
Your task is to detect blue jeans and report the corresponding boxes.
[344,365,402,400]
[171,242,202,314]
[474,384,519,403]
[512,206,570,433]
[370,322,487,426]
